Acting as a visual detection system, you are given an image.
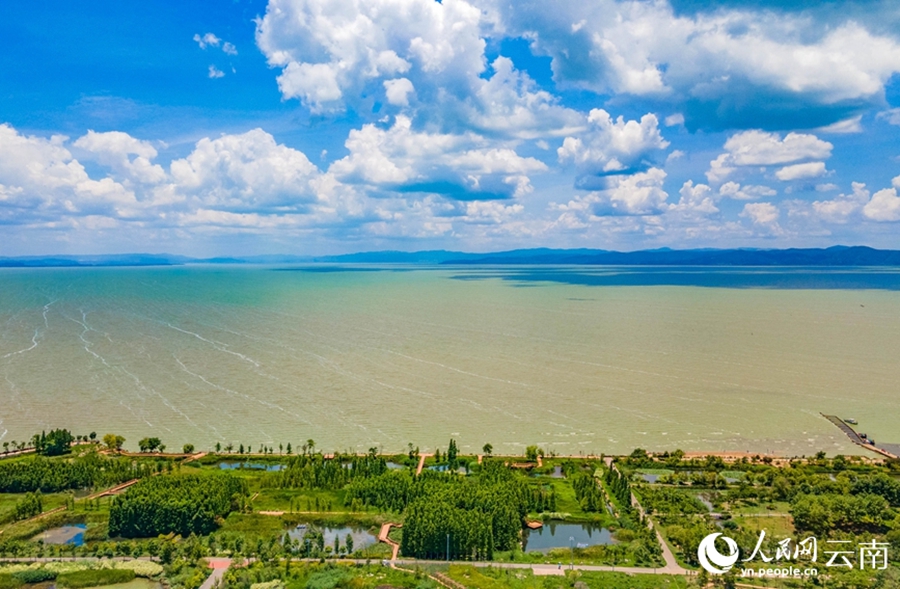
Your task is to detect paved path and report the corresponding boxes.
[415,454,427,475]
[199,558,233,589]
[86,479,139,500]
[378,523,402,562]
[605,458,686,575]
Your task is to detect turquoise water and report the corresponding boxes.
[0,265,897,456]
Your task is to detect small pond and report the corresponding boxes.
[534,466,565,478]
[218,462,284,471]
[427,464,469,474]
[522,522,615,553]
[635,469,673,483]
[33,524,86,546]
[286,524,378,551]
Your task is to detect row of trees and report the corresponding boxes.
[603,466,633,513]
[2,430,102,456]
[214,439,316,455]
[137,437,165,453]
[790,493,894,536]
[108,474,245,538]
[31,429,75,456]
[260,451,387,491]
[571,471,606,512]
[348,460,534,560]
[13,491,42,520]
[0,454,148,493]
[635,486,708,515]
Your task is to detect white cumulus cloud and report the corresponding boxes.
[775,162,827,181]
[329,115,547,200]
[862,177,900,222]
[812,182,869,223]
[383,78,415,106]
[707,130,832,182]
[740,201,780,225]
[558,109,668,187]
[170,128,323,211]
[490,1,900,130]
[74,131,166,184]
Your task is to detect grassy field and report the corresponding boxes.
[727,500,791,516]
[735,514,795,536]
[528,478,613,524]
[0,491,71,525]
[251,488,350,513]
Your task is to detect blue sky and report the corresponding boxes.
[2,0,900,256]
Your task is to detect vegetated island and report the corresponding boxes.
[0,429,898,589]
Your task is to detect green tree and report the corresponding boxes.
[447,439,459,470]
[482,443,493,457]
[14,491,43,520]
[183,444,195,454]
[35,429,75,456]
[109,474,244,538]
[138,437,162,453]
[103,433,125,451]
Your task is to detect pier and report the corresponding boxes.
[822,414,898,459]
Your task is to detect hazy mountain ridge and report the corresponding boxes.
[2,246,899,267]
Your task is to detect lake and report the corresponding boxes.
[1,265,897,455]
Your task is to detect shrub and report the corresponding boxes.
[0,574,20,589]
[112,560,164,578]
[57,568,135,589]
[12,568,56,584]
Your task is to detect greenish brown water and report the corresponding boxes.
[1,265,897,456]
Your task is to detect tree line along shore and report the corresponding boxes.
[0,429,898,589]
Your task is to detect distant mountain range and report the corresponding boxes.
[2,246,900,267]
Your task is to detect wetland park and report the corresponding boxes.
[0,431,898,589]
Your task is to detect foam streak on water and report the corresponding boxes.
[0,265,897,455]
